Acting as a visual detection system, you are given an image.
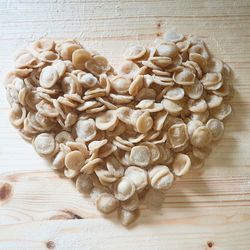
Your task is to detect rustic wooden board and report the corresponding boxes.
[0,0,250,249]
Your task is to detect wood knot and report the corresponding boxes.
[46,240,56,249]
[0,182,12,203]
[207,241,214,248]
[62,210,83,219]
[157,22,161,28]
[156,32,163,37]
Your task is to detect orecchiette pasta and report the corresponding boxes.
[5,32,232,226]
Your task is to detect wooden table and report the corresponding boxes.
[0,1,250,249]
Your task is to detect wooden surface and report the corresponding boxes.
[0,0,250,249]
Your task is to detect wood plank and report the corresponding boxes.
[0,0,250,249]
[0,215,250,250]
[0,170,249,225]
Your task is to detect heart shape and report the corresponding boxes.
[5,31,232,226]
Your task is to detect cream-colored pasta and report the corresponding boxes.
[5,33,232,226]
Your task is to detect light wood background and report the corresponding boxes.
[0,0,250,249]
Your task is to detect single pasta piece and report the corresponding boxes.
[172,153,191,176]
[65,150,85,171]
[96,193,119,214]
[118,208,140,226]
[33,133,55,156]
[125,166,148,191]
[114,177,135,201]
[130,146,151,168]
[190,126,212,148]
[148,165,174,190]
[39,66,59,88]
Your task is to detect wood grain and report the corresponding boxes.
[0,215,250,250]
[0,0,250,249]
